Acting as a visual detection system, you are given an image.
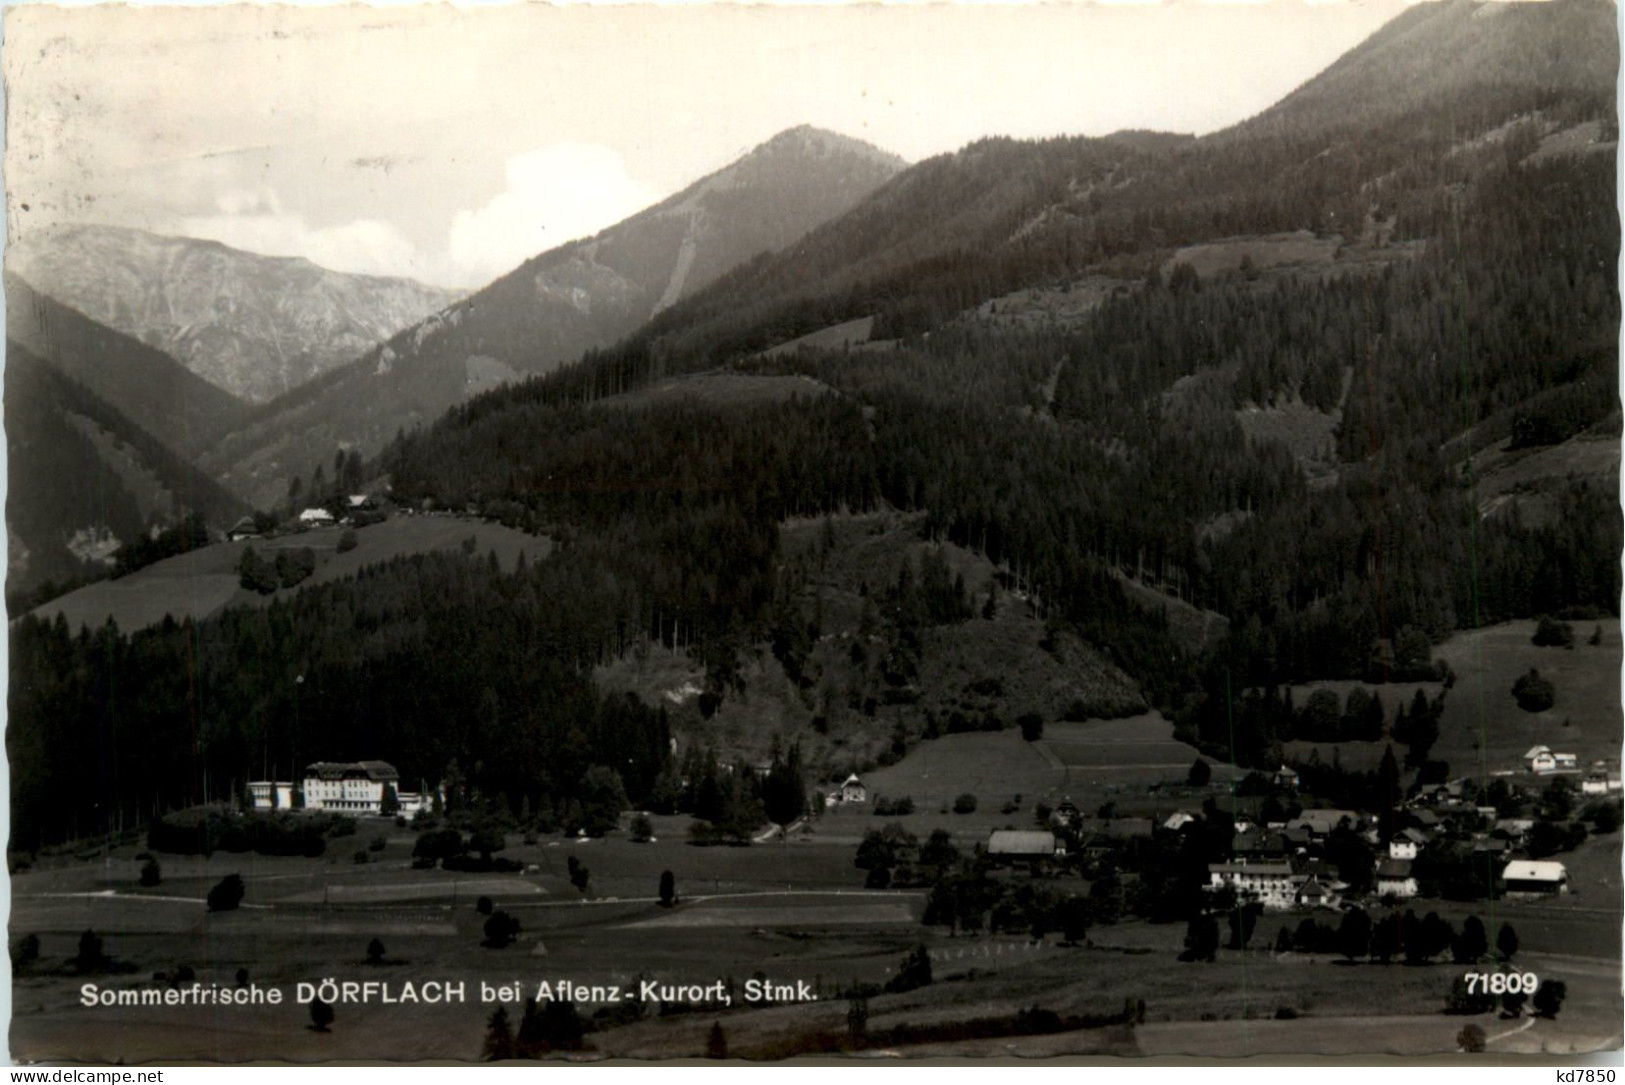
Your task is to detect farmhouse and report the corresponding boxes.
[840,774,867,804]
[1272,765,1300,789]
[1294,875,1340,910]
[227,516,261,542]
[299,507,336,527]
[302,760,400,815]
[987,830,1063,863]
[1207,861,1297,909]
[1502,859,1568,896]
[1162,811,1197,832]
[1375,858,1418,899]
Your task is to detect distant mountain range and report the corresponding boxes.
[7,224,460,404]
[195,125,906,509]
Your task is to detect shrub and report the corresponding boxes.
[366,938,385,965]
[309,998,334,1032]
[11,933,39,970]
[483,910,521,948]
[337,530,358,553]
[1531,616,1575,648]
[952,793,978,815]
[1512,669,1555,712]
[476,895,494,915]
[139,858,162,887]
[207,874,245,912]
[1457,1024,1486,1053]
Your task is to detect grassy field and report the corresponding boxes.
[30,515,549,634]
[11,811,1620,1062]
[1275,619,1621,782]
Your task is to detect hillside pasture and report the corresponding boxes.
[30,515,548,634]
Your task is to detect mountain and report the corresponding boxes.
[5,339,247,606]
[7,224,461,404]
[198,126,906,509]
[560,0,1617,367]
[6,274,250,459]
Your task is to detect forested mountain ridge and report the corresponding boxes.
[9,0,1619,849]
[7,224,461,404]
[5,340,248,608]
[5,274,250,459]
[195,126,906,510]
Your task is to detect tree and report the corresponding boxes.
[1457,1024,1486,1053]
[919,829,960,874]
[1337,907,1371,962]
[139,858,162,887]
[73,930,107,972]
[309,998,334,1032]
[887,944,933,993]
[379,784,400,817]
[1453,916,1489,964]
[762,747,807,835]
[659,870,676,908]
[1497,922,1519,962]
[483,910,521,948]
[483,1007,514,1061]
[1057,896,1094,946]
[366,937,385,965]
[847,995,869,1039]
[237,547,278,594]
[1180,914,1219,962]
[1512,669,1555,712]
[1187,758,1212,787]
[1532,616,1574,648]
[414,827,465,864]
[1532,980,1566,1019]
[567,856,590,895]
[207,874,245,912]
[337,529,359,554]
[1018,712,1045,742]
[706,1021,728,1059]
[11,933,40,971]
[476,895,494,916]
[952,793,978,814]
[630,814,654,842]
[1589,624,1603,646]
[1501,989,1527,1018]
[575,765,630,836]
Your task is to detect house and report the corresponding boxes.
[1502,859,1568,896]
[1051,798,1082,829]
[1524,745,1551,766]
[1553,752,1579,772]
[227,516,261,542]
[839,774,867,804]
[1232,830,1288,862]
[299,507,336,527]
[988,830,1062,863]
[248,780,294,810]
[347,494,378,511]
[1208,862,1298,909]
[1375,858,1418,899]
[1294,875,1339,910]
[1388,837,1418,861]
[1162,811,1197,832]
[1581,774,1611,795]
[302,760,401,815]
[1289,809,1357,838]
[1272,765,1300,789]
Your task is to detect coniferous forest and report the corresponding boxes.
[7,1,1620,854]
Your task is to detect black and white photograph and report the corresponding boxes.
[3,0,1621,1065]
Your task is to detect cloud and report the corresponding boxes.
[445,143,656,287]
[178,206,423,282]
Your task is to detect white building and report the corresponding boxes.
[248,780,294,811]
[1503,859,1568,896]
[302,760,401,814]
[299,507,336,527]
[839,773,867,804]
[1375,858,1418,899]
[1208,862,1298,910]
[1388,838,1418,861]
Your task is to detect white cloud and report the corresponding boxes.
[178,207,424,283]
[445,143,656,288]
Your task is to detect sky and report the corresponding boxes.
[4,0,1417,291]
